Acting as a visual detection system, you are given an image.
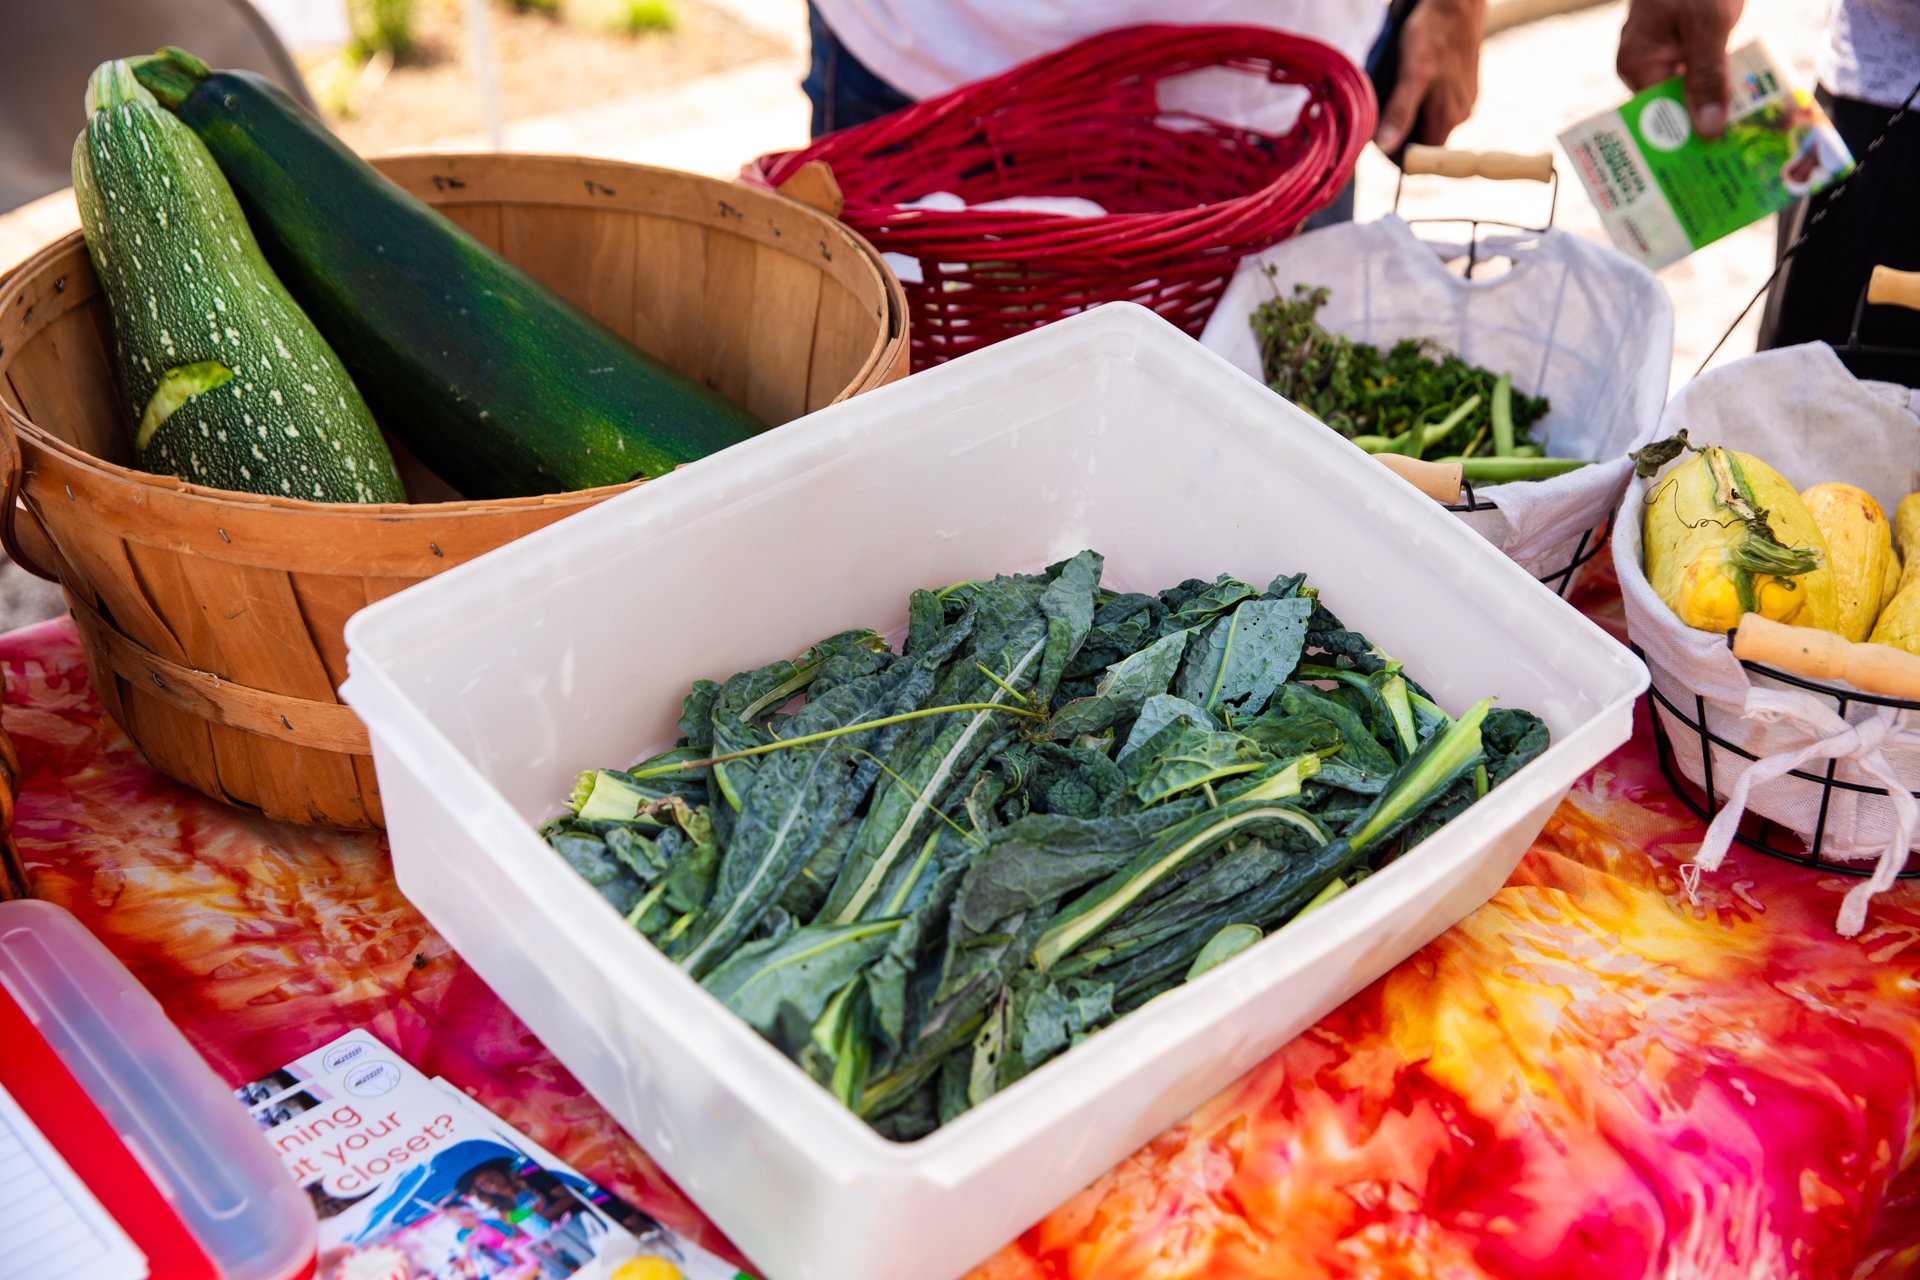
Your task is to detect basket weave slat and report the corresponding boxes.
[629,216,708,377]
[7,303,127,464]
[808,283,877,412]
[439,204,503,250]
[66,596,369,750]
[699,231,759,409]
[745,247,826,427]
[499,204,634,333]
[0,153,909,829]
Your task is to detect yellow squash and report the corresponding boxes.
[1895,493,1920,594]
[1871,582,1920,654]
[1884,547,1903,608]
[1800,482,1893,642]
[1643,447,1838,634]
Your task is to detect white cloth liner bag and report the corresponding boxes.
[1612,343,1920,934]
[1199,215,1673,577]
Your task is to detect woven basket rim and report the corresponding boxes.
[746,22,1374,256]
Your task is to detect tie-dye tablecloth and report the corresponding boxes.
[6,601,1918,1280]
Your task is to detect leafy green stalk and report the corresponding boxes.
[1032,802,1329,972]
[1046,629,1188,738]
[1124,723,1275,806]
[830,663,1048,923]
[1349,699,1490,853]
[825,553,1102,925]
[676,659,938,975]
[700,918,903,1045]
[1297,876,1347,916]
[975,663,1034,705]
[1186,923,1263,980]
[572,770,651,821]
[626,702,1044,781]
[1222,754,1320,803]
[1173,597,1312,716]
[1379,675,1418,757]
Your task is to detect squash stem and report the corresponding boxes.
[84,60,157,115]
[127,48,210,110]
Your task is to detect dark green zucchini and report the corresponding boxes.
[130,48,762,501]
[72,61,404,502]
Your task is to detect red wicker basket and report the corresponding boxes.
[746,24,1375,367]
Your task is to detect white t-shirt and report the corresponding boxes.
[1817,0,1920,108]
[810,0,1385,103]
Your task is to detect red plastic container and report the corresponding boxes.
[746,24,1375,367]
[0,899,317,1280]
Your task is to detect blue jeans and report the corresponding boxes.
[801,3,1389,226]
[803,5,914,138]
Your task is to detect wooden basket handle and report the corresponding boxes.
[1373,454,1463,503]
[0,407,61,583]
[775,161,845,218]
[1732,613,1920,699]
[1401,146,1555,183]
[1867,266,1920,314]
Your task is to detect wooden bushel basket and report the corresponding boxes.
[0,154,908,830]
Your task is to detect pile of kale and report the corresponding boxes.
[542,552,1548,1140]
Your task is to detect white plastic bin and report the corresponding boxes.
[342,303,1647,1280]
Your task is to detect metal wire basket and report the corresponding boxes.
[1396,156,1615,600]
[1640,639,1920,878]
[1443,481,1614,599]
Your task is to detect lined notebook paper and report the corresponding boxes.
[0,1080,147,1280]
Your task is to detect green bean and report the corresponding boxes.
[1491,373,1516,457]
[1433,455,1589,482]
[1422,394,1482,451]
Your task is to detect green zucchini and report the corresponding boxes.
[131,48,764,501]
[71,61,404,503]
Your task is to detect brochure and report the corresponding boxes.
[1558,42,1854,268]
[235,1031,751,1280]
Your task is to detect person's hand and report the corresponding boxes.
[1376,0,1487,155]
[1616,0,1745,138]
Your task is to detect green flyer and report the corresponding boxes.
[1558,43,1854,268]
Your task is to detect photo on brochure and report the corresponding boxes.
[313,1137,619,1280]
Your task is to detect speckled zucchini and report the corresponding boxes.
[131,48,763,500]
[71,60,403,503]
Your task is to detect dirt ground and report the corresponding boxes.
[308,0,784,153]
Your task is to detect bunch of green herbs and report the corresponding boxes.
[1253,281,1586,484]
[542,553,1549,1140]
